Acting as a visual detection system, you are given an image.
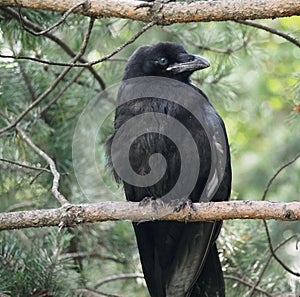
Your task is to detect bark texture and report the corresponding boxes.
[0,0,299,23]
[0,201,299,231]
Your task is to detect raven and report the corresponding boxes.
[106,42,231,297]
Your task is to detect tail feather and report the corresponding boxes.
[190,244,225,297]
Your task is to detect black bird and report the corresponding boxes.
[106,42,231,297]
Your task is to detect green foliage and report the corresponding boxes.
[220,220,300,296]
[0,7,299,296]
[0,229,80,296]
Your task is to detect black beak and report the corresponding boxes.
[166,54,210,74]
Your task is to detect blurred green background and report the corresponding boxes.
[0,8,299,297]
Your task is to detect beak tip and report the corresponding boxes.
[197,56,210,69]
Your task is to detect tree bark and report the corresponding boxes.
[0,200,299,231]
[0,0,299,23]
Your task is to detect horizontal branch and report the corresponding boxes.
[0,0,299,23]
[0,200,299,231]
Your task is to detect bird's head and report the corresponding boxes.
[123,42,210,83]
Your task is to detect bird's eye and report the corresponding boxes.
[155,57,168,67]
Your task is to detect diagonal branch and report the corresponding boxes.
[89,21,157,66]
[0,20,156,68]
[0,19,95,205]
[15,125,69,206]
[261,154,300,201]
[161,26,249,55]
[0,17,95,136]
[0,157,51,173]
[1,7,106,90]
[248,234,300,296]
[94,273,144,289]
[224,275,272,297]
[236,20,300,48]
[38,68,86,116]
[16,0,87,36]
[253,154,300,280]
[262,220,300,277]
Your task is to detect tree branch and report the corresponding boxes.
[0,20,155,68]
[224,275,272,297]
[161,26,250,55]
[0,0,299,23]
[16,1,86,36]
[0,157,51,173]
[89,21,157,66]
[59,252,123,264]
[94,273,144,289]
[0,200,299,231]
[38,68,86,116]
[262,220,300,277]
[248,233,300,297]
[1,7,106,90]
[236,20,300,48]
[261,154,300,201]
[0,17,94,136]
[15,126,69,206]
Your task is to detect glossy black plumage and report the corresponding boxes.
[106,42,231,297]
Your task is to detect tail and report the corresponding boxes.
[190,244,225,297]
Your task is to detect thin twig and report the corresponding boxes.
[11,21,153,68]
[0,53,130,67]
[236,20,300,48]
[0,20,155,68]
[0,54,129,67]
[0,17,95,136]
[0,71,59,134]
[161,27,249,54]
[94,273,144,289]
[261,154,300,201]
[39,68,85,116]
[89,21,157,66]
[253,153,300,290]
[1,7,105,90]
[0,54,56,65]
[29,165,54,185]
[263,221,300,277]
[16,0,87,36]
[59,252,123,263]
[224,275,272,297]
[0,53,83,67]
[0,157,51,173]
[248,234,300,297]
